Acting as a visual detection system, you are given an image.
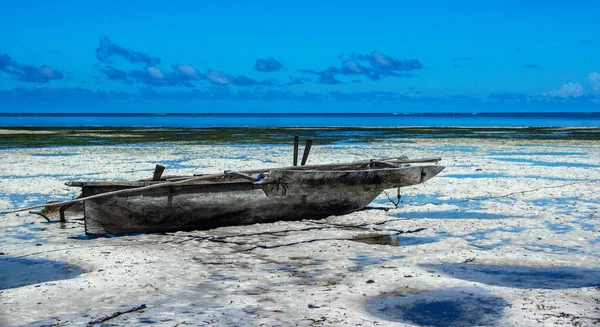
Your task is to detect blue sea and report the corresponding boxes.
[1,112,599,127]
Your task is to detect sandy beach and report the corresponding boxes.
[1,137,599,326]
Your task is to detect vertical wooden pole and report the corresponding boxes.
[301,139,313,166]
[59,205,67,222]
[293,136,299,166]
[153,165,166,181]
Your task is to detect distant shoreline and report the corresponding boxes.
[1,126,600,148]
[1,112,599,128]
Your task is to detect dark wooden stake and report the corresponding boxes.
[293,136,299,166]
[152,165,166,181]
[59,205,68,222]
[300,139,313,166]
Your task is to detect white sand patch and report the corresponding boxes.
[0,129,57,135]
[1,139,599,326]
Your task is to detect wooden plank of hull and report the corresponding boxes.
[84,186,380,235]
[83,165,445,235]
[261,166,445,196]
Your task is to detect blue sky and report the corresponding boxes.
[1,1,599,112]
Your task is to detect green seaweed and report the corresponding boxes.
[1,127,599,148]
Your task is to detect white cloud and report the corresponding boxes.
[174,64,201,79]
[205,70,233,85]
[544,82,584,98]
[341,60,362,74]
[146,66,164,79]
[371,51,393,67]
[588,72,600,93]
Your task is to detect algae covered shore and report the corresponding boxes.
[0,131,599,326]
[1,126,600,148]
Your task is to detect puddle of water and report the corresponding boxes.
[353,232,446,247]
[138,317,157,324]
[6,193,49,207]
[461,226,525,250]
[171,151,195,155]
[440,173,590,182]
[465,226,526,240]
[528,197,586,216]
[68,232,156,240]
[488,151,585,156]
[396,210,521,220]
[421,263,600,289]
[574,220,597,232]
[32,153,79,157]
[156,158,192,169]
[366,287,507,327]
[521,175,590,182]
[211,274,236,281]
[0,175,106,184]
[0,256,83,290]
[348,255,386,272]
[3,222,45,243]
[393,235,443,246]
[523,243,594,257]
[544,222,574,234]
[440,173,506,179]
[529,197,581,206]
[426,145,482,153]
[468,239,509,250]
[493,157,600,168]
[353,233,400,246]
[375,193,462,208]
[348,255,405,272]
[380,193,520,212]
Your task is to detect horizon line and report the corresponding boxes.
[1,112,599,117]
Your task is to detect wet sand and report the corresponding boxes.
[1,138,599,326]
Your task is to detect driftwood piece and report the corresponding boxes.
[87,304,147,325]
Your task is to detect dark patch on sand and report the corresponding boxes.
[366,287,508,326]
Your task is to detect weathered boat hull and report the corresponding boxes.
[82,166,444,235]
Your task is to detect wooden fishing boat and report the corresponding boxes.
[63,157,444,235]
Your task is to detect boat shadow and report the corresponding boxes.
[420,263,600,289]
[0,256,83,290]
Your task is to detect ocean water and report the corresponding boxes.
[1,112,599,127]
